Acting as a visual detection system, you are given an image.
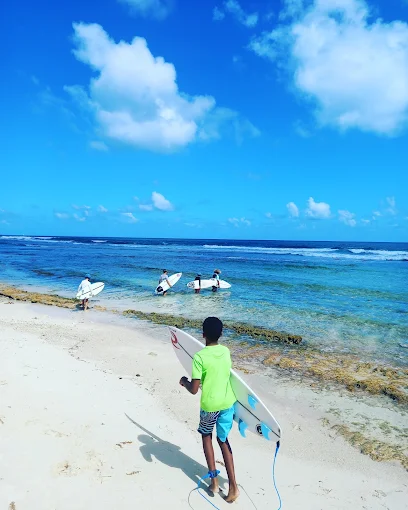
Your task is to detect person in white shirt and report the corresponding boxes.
[78,274,92,310]
[212,269,221,292]
[158,269,171,296]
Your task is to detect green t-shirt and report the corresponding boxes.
[192,344,236,412]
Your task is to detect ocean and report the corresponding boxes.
[0,236,407,367]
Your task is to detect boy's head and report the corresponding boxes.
[163,269,168,274]
[85,274,90,280]
[203,317,223,343]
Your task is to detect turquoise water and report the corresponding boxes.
[0,236,407,366]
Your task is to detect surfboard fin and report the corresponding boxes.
[248,395,258,410]
[260,423,272,441]
[238,419,248,438]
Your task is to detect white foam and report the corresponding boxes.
[203,245,408,261]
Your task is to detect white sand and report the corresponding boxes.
[0,299,407,510]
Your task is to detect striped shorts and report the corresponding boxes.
[197,405,235,443]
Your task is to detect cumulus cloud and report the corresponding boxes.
[152,191,174,211]
[286,201,299,217]
[97,205,108,213]
[55,212,69,220]
[72,204,91,210]
[90,140,109,151]
[213,6,225,21]
[67,23,256,152]
[122,212,139,223]
[228,217,251,226]
[223,0,258,28]
[250,0,408,135]
[338,209,356,227]
[73,213,86,222]
[306,197,331,219]
[386,196,397,215]
[118,0,172,20]
[139,204,154,211]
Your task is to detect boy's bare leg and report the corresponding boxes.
[217,437,239,503]
[202,435,219,493]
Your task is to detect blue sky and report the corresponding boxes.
[1,0,407,241]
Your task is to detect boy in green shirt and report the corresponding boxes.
[179,317,239,503]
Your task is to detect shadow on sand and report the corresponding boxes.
[125,413,228,489]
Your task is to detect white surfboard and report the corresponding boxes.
[170,326,281,442]
[187,278,231,290]
[76,282,105,300]
[155,272,182,294]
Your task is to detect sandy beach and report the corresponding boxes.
[0,296,407,510]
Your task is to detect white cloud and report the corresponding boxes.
[306,197,331,219]
[224,0,258,28]
[97,205,108,213]
[90,140,109,151]
[67,23,255,152]
[361,219,370,225]
[386,196,397,214]
[122,212,139,223]
[373,211,382,217]
[55,212,69,220]
[250,0,408,135]
[338,209,356,227]
[73,213,86,222]
[118,0,171,20]
[213,6,225,21]
[286,201,299,217]
[152,191,174,211]
[139,204,154,211]
[228,217,251,226]
[72,204,91,210]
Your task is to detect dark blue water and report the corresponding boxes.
[0,236,407,365]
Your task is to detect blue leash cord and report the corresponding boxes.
[196,470,221,510]
[195,442,281,510]
[273,441,282,510]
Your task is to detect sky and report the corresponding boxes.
[1,0,407,241]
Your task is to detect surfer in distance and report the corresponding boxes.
[194,274,201,294]
[158,269,171,296]
[212,269,221,292]
[77,274,92,311]
[179,317,239,503]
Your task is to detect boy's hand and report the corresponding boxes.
[179,376,188,387]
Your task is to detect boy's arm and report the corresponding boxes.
[180,377,200,395]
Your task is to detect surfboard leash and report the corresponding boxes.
[272,441,282,509]
[196,470,221,509]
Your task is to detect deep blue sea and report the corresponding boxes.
[0,236,407,366]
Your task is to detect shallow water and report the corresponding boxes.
[0,236,407,366]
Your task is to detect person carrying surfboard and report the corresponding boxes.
[77,274,92,311]
[212,269,221,292]
[179,317,239,503]
[158,269,171,296]
[194,274,201,294]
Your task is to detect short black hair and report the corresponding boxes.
[203,317,223,342]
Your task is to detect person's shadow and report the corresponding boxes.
[125,414,228,490]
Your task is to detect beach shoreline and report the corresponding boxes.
[0,294,407,509]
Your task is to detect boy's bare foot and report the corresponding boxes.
[209,479,219,494]
[224,487,240,503]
